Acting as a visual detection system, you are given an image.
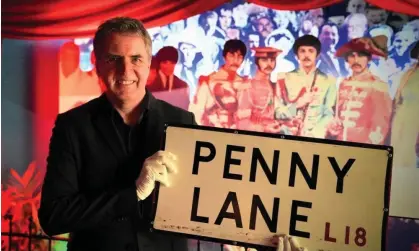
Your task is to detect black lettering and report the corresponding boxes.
[193,141,216,175]
[289,152,319,189]
[289,200,311,238]
[214,192,243,228]
[223,145,245,180]
[190,187,209,223]
[249,148,280,185]
[249,195,280,233]
[328,157,356,194]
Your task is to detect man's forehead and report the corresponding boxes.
[227,51,243,56]
[298,45,316,50]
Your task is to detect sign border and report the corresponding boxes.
[150,123,393,251]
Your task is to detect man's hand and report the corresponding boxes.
[273,235,307,251]
[224,235,307,251]
[296,92,314,109]
[135,150,178,201]
[327,118,343,136]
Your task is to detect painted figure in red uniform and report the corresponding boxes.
[236,47,283,133]
[327,35,392,144]
[189,39,247,128]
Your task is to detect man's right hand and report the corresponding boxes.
[327,118,343,136]
[135,150,178,201]
[296,92,314,109]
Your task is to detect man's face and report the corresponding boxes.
[96,33,150,103]
[348,16,367,39]
[159,60,176,76]
[248,34,260,49]
[308,9,325,27]
[226,28,240,40]
[394,31,415,56]
[219,9,233,30]
[224,51,244,72]
[273,11,290,29]
[297,46,318,69]
[257,17,274,38]
[257,57,276,75]
[366,9,388,26]
[346,51,369,75]
[347,0,366,14]
[207,13,218,28]
[232,4,248,28]
[320,25,339,49]
[179,43,197,65]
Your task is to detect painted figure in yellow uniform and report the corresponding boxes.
[274,35,337,138]
[327,35,393,144]
[391,40,419,168]
[189,40,247,128]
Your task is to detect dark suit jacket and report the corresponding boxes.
[318,51,348,78]
[147,73,189,93]
[38,92,196,251]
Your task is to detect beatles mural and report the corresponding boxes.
[2,0,418,250]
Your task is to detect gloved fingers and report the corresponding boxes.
[146,162,167,177]
[154,170,171,187]
[153,150,177,161]
[277,237,284,251]
[289,236,301,250]
[152,151,178,174]
[160,154,178,174]
[284,235,291,251]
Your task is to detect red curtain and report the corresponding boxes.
[366,0,419,17]
[1,0,229,40]
[247,0,344,11]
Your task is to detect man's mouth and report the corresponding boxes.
[117,80,136,85]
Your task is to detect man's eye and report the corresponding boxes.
[106,57,118,63]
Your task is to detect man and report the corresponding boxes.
[38,17,308,251]
[274,35,337,138]
[147,46,188,93]
[327,35,392,144]
[343,13,368,41]
[318,22,348,78]
[189,39,247,129]
[236,47,282,132]
[38,17,197,251]
[391,40,419,168]
[147,46,190,110]
[365,4,388,27]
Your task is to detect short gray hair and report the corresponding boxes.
[93,17,152,60]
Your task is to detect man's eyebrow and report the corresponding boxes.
[105,54,143,58]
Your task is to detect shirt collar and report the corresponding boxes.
[100,89,156,124]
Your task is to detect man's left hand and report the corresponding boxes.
[273,235,307,251]
[224,235,308,251]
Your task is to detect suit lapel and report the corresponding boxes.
[92,94,126,161]
[141,96,165,157]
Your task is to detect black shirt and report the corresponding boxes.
[110,93,151,154]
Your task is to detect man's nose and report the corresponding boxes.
[117,59,133,74]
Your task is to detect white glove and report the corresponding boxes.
[135,150,178,201]
[275,235,307,251]
[224,235,307,251]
